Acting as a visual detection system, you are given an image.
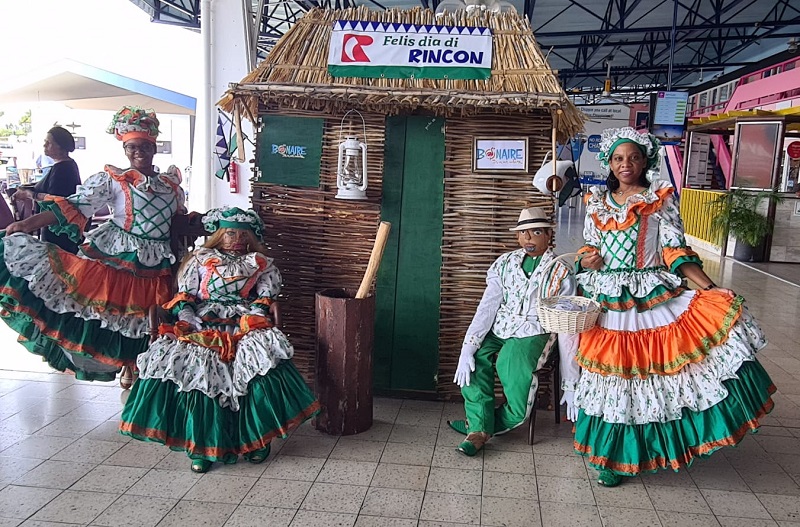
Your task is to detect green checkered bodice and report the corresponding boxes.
[600,220,639,270]
[205,269,250,303]
[128,184,178,240]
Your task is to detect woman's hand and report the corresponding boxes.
[710,286,736,299]
[580,253,604,270]
[5,219,34,235]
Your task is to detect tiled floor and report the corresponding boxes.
[1,204,800,526]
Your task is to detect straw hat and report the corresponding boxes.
[509,207,554,231]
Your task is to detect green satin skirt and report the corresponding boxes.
[573,360,775,476]
[120,361,321,463]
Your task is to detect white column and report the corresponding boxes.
[190,0,255,212]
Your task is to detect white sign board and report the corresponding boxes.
[473,137,529,172]
[328,21,492,80]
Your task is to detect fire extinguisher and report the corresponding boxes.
[229,160,239,193]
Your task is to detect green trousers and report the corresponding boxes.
[462,332,555,435]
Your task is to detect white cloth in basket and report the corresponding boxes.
[549,298,591,312]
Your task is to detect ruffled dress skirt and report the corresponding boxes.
[573,275,774,475]
[119,326,321,463]
[0,232,172,381]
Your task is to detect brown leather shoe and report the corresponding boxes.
[457,431,490,456]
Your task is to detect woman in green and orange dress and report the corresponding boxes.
[0,106,185,382]
[560,127,775,487]
[120,207,320,473]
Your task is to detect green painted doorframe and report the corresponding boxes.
[374,116,445,393]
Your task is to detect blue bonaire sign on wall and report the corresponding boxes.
[257,115,324,187]
[587,134,602,153]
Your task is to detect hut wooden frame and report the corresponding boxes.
[472,136,530,173]
[219,6,586,400]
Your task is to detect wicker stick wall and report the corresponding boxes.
[438,112,556,399]
[252,107,385,381]
[227,6,581,394]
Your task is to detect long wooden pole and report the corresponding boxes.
[551,112,558,178]
[355,221,391,299]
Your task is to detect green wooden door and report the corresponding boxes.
[374,116,445,393]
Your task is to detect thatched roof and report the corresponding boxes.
[219,6,585,139]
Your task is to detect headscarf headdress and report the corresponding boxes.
[202,207,264,241]
[107,106,160,143]
[597,127,662,180]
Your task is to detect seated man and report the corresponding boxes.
[449,206,580,456]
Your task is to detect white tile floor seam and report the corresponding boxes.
[1,203,799,526]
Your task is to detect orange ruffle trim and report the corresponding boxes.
[577,290,743,378]
[159,314,272,362]
[591,187,673,231]
[163,292,195,310]
[49,196,89,235]
[49,246,172,317]
[662,246,700,269]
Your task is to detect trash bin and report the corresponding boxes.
[315,288,374,435]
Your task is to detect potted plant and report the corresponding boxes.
[708,188,783,262]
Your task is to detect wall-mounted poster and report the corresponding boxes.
[473,137,529,173]
[257,115,325,187]
[732,121,783,190]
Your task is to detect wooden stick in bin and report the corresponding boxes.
[355,221,392,299]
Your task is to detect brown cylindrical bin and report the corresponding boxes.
[315,288,374,435]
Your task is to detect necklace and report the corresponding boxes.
[614,187,643,196]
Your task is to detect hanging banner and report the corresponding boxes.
[328,20,492,80]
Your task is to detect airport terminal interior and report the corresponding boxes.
[0,205,799,527]
[1,0,800,526]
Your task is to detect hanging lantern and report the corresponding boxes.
[336,110,368,200]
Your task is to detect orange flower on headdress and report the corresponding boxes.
[107,106,160,143]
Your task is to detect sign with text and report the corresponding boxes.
[579,105,631,121]
[788,141,800,160]
[257,115,324,187]
[649,91,689,145]
[328,20,492,80]
[473,137,528,173]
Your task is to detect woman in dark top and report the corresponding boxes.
[14,127,82,253]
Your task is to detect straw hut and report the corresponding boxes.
[219,6,585,399]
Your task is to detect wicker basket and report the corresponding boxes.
[536,252,601,334]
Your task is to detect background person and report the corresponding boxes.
[120,207,321,473]
[13,126,82,252]
[0,106,186,383]
[564,127,774,487]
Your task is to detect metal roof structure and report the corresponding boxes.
[130,0,800,101]
[0,59,197,115]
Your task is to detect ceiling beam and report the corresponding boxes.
[547,31,795,48]
[537,20,798,37]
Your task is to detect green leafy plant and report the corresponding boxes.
[708,188,783,247]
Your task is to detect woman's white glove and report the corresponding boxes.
[560,391,579,422]
[177,306,202,331]
[454,351,476,388]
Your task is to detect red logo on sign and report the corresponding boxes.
[341,34,373,62]
[788,141,800,160]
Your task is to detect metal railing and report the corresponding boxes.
[679,188,725,248]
